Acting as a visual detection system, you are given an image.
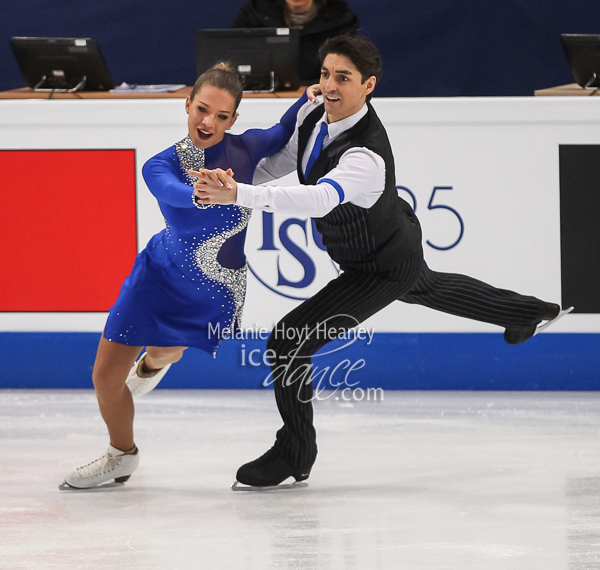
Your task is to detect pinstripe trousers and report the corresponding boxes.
[266,249,549,468]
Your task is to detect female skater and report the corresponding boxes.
[60,64,315,489]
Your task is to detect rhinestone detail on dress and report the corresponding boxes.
[175,135,213,210]
[173,135,252,335]
[192,207,252,334]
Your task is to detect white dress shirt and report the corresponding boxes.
[235,96,386,217]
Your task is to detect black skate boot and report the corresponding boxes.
[504,303,572,345]
[232,447,312,491]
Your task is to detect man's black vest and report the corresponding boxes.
[298,103,422,272]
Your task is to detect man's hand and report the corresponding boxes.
[188,168,238,205]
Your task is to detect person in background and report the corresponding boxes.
[232,0,359,84]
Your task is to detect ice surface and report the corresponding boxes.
[1,389,600,569]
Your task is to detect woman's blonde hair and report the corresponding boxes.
[190,62,243,111]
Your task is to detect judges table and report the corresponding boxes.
[0,86,305,99]
[1,88,600,389]
[534,83,600,96]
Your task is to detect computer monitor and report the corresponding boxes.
[196,28,300,92]
[10,37,115,92]
[560,34,600,89]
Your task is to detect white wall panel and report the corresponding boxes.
[2,97,599,333]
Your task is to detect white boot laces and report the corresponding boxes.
[76,449,122,480]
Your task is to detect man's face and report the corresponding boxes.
[319,53,376,123]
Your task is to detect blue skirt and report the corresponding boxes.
[104,232,238,355]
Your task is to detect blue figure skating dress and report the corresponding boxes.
[104,92,307,355]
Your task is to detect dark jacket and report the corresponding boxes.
[298,103,423,272]
[232,0,359,83]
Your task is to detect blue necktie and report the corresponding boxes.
[304,121,328,178]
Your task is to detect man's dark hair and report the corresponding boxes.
[318,35,383,99]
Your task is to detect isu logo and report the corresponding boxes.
[245,186,464,299]
[246,212,339,300]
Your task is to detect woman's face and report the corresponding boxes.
[284,0,314,14]
[185,85,238,149]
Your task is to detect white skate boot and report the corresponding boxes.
[60,445,140,490]
[126,352,171,397]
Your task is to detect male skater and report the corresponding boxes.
[193,35,570,488]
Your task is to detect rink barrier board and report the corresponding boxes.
[1,332,599,391]
[2,99,600,334]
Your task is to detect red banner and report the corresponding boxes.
[0,149,137,311]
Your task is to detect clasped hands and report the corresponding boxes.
[189,168,237,205]
[188,83,323,206]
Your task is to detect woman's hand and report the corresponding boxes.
[306,83,322,103]
[188,168,238,205]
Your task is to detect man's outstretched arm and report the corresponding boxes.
[189,147,385,217]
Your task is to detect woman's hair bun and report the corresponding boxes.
[211,61,236,74]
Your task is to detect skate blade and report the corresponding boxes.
[58,480,127,491]
[533,306,574,336]
[231,480,308,492]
